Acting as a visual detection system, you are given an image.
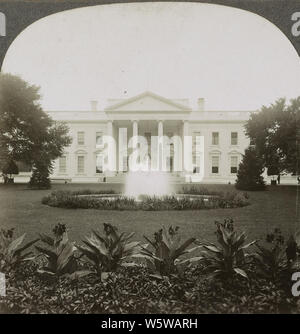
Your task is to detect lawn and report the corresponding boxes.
[0,183,299,244]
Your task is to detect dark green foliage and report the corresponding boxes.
[2,222,300,314]
[253,228,300,290]
[141,226,201,277]
[78,223,145,276]
[35,223,79,278]
[0,228,38,273]
[245,97,300,175]
[179,186,221,196]
[42,190,250,211]
[0,73,72,189]
[1,264,299,314]
[29,163,51,189]
[196,219,256,280]
[235,146,266,191]
[2,160,19,175]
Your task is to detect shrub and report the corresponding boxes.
[2,159,19,183]
[77,223,146,277]
[179,186,220,196]
[253,228,300,290]
[0,228,38,273]
[141,226,202,278]
[196,219,256,281]
[29,163,51,189]
[235,146,266,191]
[218,191,250,208]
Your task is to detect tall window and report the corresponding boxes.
[77,156,85,174]
[212,132,219,145]
[230,156,238,174]
[212,156,219,174]
[96,154,103,173]
[77,131,85,145]
[96,132,103,147]
[231,132,238,145]
[59,156,66,173]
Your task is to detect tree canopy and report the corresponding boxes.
[0,73,72,187]
[244,97,300,175]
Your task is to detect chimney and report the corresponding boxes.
[198,98,205,111]
[90,100,98,111]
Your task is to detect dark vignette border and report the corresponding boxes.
[0,0,299,70]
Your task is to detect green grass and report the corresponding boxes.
[0,183,298,244]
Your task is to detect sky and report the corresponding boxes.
[2,2,300,111]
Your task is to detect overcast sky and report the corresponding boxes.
[2,2,300,111]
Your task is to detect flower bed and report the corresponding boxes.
[1,221,300,314]
[1,264,298,314]
[41,188,250,211]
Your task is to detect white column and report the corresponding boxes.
[107,120,116,175]
[182,120,192,174]
[132,120,138,148]
[158,120,164,171]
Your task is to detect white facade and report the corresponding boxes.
[49,91,252,183]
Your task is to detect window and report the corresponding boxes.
[96,132,103,147]
[212,132,219,145]
[59,156,66,173]
[96,154,103,174]
[77,156,85,174]
[77,131,85,145]
[230,156,238,174]
[212,156,219,174]
[231,132,238,145]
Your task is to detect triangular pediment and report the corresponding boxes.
[105,91,191,112]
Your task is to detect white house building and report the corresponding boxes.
[48,91,253,184]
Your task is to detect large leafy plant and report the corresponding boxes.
[0,228,38,272]
[254,229,300,284]
[141,226,201,278]
[35,223,78,278]
[77,223,145,276]
[254,228,287,282]
[197,219,256,280]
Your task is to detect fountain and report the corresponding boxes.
[124,172,172,199]
[76,171,217,206]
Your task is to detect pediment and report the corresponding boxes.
[228,149,242,155]
[209,149,222,155]
[105,91,191,113]
[74,149,87,155]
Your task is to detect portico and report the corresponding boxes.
[106,119,187,173]
[104,91,193,174]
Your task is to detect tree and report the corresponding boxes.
[2,159,19,183]
[235,146,266,191]
[245,97,300,176]
[0,73,72,188]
